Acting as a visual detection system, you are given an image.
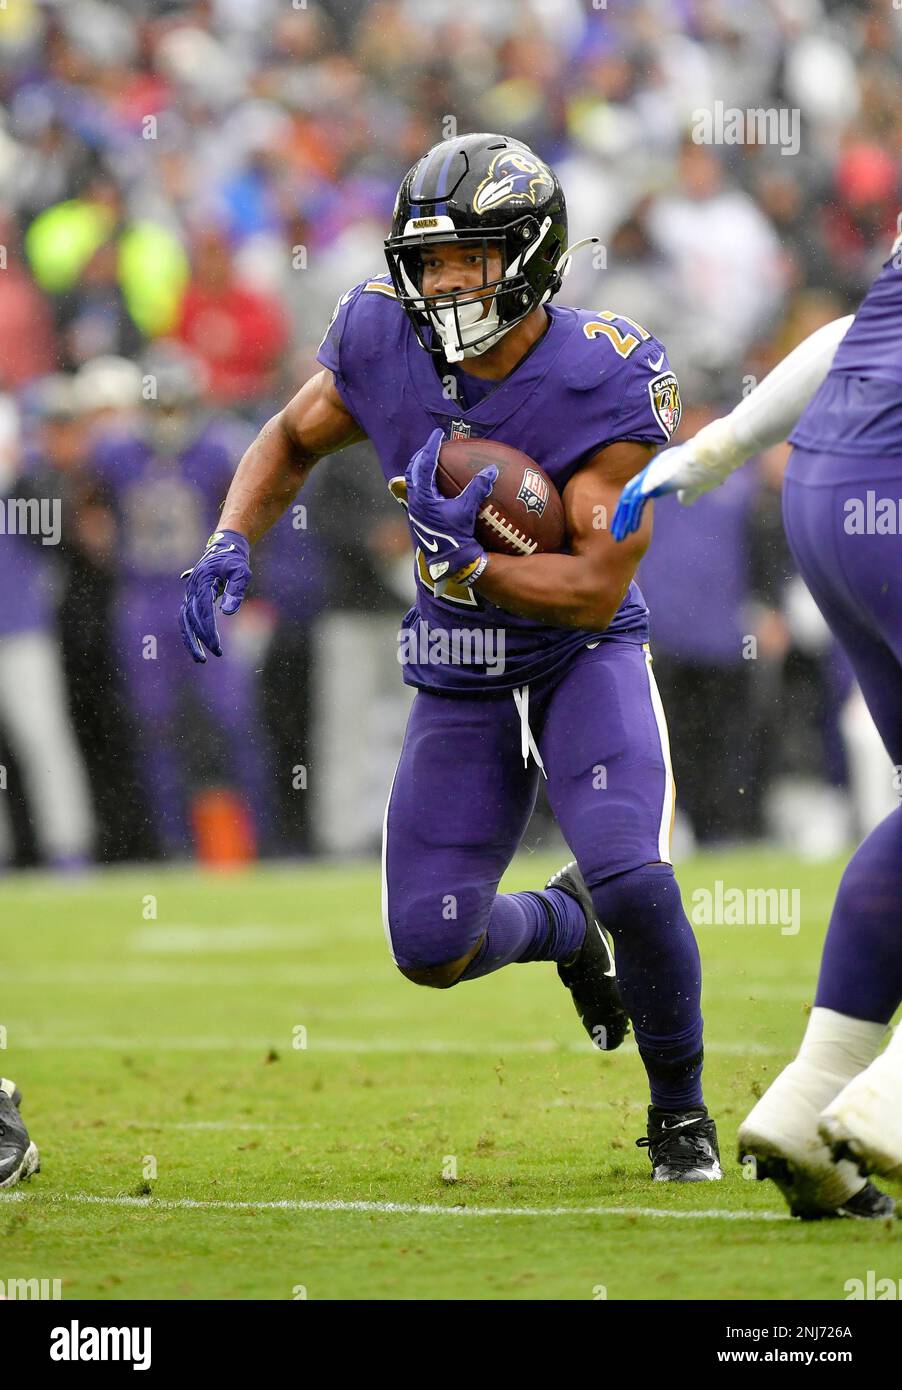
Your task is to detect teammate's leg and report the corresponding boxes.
[383,689,586,986]
[820,1021,902,1182]
[739,463,902,1215]
[792,493,902,1026]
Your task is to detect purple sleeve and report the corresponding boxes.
[315,283,365,420]
[612,338,683,446]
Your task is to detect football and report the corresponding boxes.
[436,438,565,558]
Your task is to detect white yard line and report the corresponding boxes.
[7,1036,783,1055]
[3,967,374,985]
[1,1191,790,1221]
[2,970,805,1001]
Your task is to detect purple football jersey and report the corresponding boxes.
[92,422,242,590]
[790,231,902,458]
[316,276,680,692]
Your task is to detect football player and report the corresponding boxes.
[0,1079,39,1189]
[180,134,722,1180]
[612,218,902,1216]
[90,346,271,857]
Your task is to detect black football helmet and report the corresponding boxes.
[384,133,569,362]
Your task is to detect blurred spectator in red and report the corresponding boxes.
[175,227,290,412]
[821,142,900,295]
[0,216,57,388]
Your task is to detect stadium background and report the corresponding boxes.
[0,0,900,871]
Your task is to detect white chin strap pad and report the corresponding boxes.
[431,299,509,362]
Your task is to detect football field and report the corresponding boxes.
[1,850,899,1301]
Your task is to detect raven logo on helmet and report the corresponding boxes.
[472,151,556,216]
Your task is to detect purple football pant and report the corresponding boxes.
[784,449,902,1024]
[383,637,705,1104]
[116,588,272,856]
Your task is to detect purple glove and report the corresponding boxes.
[179,529,251,663]
[405,428,497,591]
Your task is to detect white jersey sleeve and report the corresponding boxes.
[680,314,854,495]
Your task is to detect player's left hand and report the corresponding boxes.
[178,529,251,663]
[404,428,497,590]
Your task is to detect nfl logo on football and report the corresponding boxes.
[517,468,549,515]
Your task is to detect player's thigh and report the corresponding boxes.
[784,474,902,762]
[827,622,902,766]
[539,640,673,887]
[383,688,538,967]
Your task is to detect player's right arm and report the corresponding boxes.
[217,369,365,543]
[179,368,365,663]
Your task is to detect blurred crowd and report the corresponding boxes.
[0,0,899,866]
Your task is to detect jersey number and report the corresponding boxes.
[583,311,651,358]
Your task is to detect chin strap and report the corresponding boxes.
[544,235,601,300]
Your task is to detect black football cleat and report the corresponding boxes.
[0,1078,40,1189]
[741,1149,894,1221]
[637,1104,723,1181]
[547,861,630,1052]
[833,1183,895,1220]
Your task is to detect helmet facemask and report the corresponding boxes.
[385,214,560,363]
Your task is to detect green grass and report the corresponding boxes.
[0,850,899,1300]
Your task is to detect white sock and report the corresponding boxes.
[795,1006,887,1089]
[740,1009,888,1206]
[820,1022,902,1176]
[743,1007,887,1137]
[880,1020,902,1061]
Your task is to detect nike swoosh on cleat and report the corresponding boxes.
[660,1117,703,1131]
[594,922,616,978]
